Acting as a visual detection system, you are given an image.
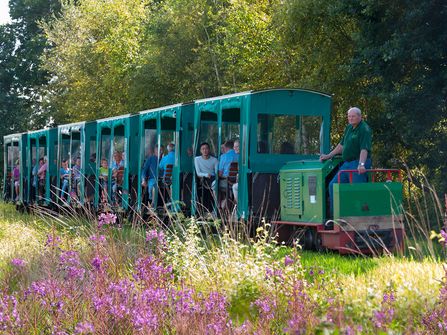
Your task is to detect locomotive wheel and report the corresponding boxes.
[303,228,315,250]
[314,232,325,252]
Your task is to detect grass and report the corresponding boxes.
[0,201,446,333]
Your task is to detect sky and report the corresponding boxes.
[0,0,11,25]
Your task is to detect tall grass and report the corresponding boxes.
[0,182,447,334]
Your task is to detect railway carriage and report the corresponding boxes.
[57,121,97,206]
[137,103,194,213]
[3,133,27,204]
[192,89,331,220]
[26,128,58,207]
[94,114,139,212]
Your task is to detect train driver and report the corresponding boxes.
[320,107,372,214]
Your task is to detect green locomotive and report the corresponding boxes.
[274,159,403,254]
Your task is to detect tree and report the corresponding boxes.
[344,0,447,190]
[42,0,150,122]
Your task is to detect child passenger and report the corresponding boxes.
[59,159,70,202]
[13,160,20,201]
[99,158,109,202]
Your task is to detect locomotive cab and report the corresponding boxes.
[275,159,404,254]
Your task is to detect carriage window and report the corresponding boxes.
[100,133,111,163]
[89,137,96,163]
[71,132,81,164]
[161,117,176,156]
[257,114,322,154]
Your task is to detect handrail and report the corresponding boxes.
[337,169,401,183]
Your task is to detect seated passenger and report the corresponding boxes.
[157,144,165,161]
[59,159,70,202]
[195,142,218,211]
[159,143,175,179]
[216,140,238,208]
[13,160,20,201]
[111,151,125,206]
[72,157,81,198]
[195,142,218,180]
[99,158,109,203]
[32,158,41,200]
[218,140,238,186]
[37,157,48,199]
[141,147,158,206]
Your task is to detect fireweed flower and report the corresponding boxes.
[89,234,106,243]
[91,254,108,272]
[284,255,294,266]
[440,229,447,246]
[106,279,135,319]
[131,306,158,332]
[97,212,117,229]
[25,279,66,313]
[421,268,447,333]
[74,321,94,334]
[284,281,318,333]
[203,291,230,333]
[265,267,274,279]
[11,258,26,268]
[253,296,277,321]
[146,229,167,250]
[133,256,173,287]
[372,291,396,329]
[0,294,21,331]
[45,234,61,248]
[175,288,200,314]
[59,250,85,281]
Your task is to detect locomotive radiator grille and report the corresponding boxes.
[283,176,302,213]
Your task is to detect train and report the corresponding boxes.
[2,88,404,254]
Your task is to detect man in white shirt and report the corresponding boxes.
[194,142,218,211]
[195,142,218,179]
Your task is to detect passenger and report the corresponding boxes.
[320,107,372,215]
[187,146,193,158]
[159,143,175,178]
[195,142,218,180]
[141,146,158,206]
[111,151,125,206]
[216,140,238,208]
[87,153,97,202]
[232,140,240,203]
[218,140,238,181]
[37,156,48,199]
[72,157,81,197]
[32,158,41,197]
[158,144,165,161]
[59,159,70,202]
[13,160,20,201]
[195,142,218,211]
[99,158,109,202]
[220,143,226,155]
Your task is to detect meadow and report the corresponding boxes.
[0,202,446,334]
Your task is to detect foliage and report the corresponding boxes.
[41,0,150,122]
[2,0,447,191]
[341,0,447,191]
